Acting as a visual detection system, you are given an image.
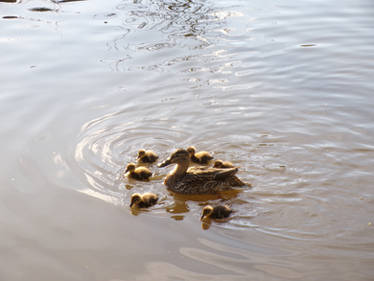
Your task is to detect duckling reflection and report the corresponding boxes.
[187,146,213,165]
[130,192,159,208]
[213,159,234,168]
[159,149,246,194]
[125,163,152,181]
[165,189,240,221]
[137,149,158,164]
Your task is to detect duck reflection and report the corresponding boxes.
[165,189,240,221]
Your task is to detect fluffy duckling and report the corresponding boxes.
[137,149,159,164]
[125,163,152,181]
[187,146,213,165]
[213,160,234,169]
[130,192,158,208]
[201,205,233,220]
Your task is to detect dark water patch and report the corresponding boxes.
[51,0,87,3]
[29,7,57,12]
[2,15,18,19]
[300,43,316,47]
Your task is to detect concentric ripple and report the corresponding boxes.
[73,106,323,240]
[74,108,193,206]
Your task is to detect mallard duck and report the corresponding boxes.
[158,149,246,194]
[201,205,232,220]
[125,163,152,181]
[137,149,158,164]
[187,146,213,165]
[130,192,158,208]
[213,159,234,168]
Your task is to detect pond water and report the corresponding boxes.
[1,0,374,280]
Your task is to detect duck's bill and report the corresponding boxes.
[129,202,134,207]
[158,158,171,167]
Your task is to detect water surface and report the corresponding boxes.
[1,0,374,280]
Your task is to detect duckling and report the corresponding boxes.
[213,159,234,169]
[125,163,152,181]
[187,146,213,165]
[201,205,233,220]
[158,149,246,194]
[137,149,158,164]
[130,192,158,208]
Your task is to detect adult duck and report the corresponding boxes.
[158,149,246,194]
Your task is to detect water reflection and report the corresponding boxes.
[108,0,222,72]
[2,0,374,279]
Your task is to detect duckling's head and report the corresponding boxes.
[137,149,146,159]
[158,149,190,167]
[125,163,136,173]
[201,205,214,220]
[213,160,224,168]
[186,146,196,155]
[130,193,142,207]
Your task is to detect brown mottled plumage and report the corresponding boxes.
[130,192,158,208]
[158,149,246,194]
[213,159,234,168]
[125,163,152,181]
[187,146,213,165]
[201,205,233,220]
[137,149,158,164]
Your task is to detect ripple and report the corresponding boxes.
[75,112,192,205]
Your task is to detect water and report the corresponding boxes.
[1,0,374,280]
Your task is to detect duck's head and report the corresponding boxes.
[213,160,224,168]
[186,146,196,156]
[125,163,136,173]
[158,149,190,167]
[201,205,214,220]
[130,193,142,207]
[137,149,146,159]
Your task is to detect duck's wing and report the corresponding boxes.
[174,174,221,194]
[187,167,237,178]
[214,167,238,180]
[198,167,245,187]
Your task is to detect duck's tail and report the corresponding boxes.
[228,176,248,187]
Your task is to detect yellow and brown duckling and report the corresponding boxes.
[187,146,213,165]
[158,148,246,194]
[137,149,159,164]
[125,163,152,181]
[213,159,234,169]
[130,192,159,208]
[201,205,233,220]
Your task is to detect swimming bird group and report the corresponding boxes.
[124,147,248,223]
